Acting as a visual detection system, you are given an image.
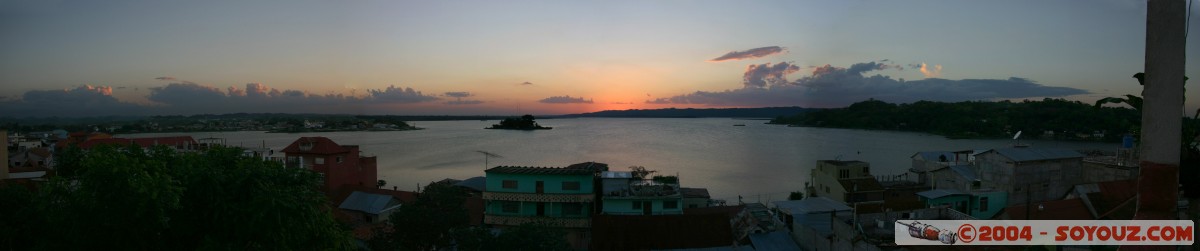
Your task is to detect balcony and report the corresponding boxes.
[483,192,594,203]
[484,214,590,228]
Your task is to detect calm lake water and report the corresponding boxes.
[121,118,1118,202]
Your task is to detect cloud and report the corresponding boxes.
[610,102,633,105]
[446,100,484,105]
[0,85,147,117]
[366,85,439,103]
[709,46,786,62]
[919,63,943,78]
[444,92,473,98]
[154,76,176,81]
[743,62,801,88]
[648,61,1088,108]
[520,81,534,86]
[538,95,593,104]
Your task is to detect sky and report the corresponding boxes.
[2,0,1199,117]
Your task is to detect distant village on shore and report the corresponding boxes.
[3,120,1171,250]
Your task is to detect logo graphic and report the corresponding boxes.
[898,220,957,244]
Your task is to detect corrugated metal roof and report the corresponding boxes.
[911,151,954,161]
[915,189,969,200]
[949,165,977,181]
[338,191,401,215]
[772,197,852,214]
[981,148,1083,162]
[748,232,801,251]
[485,166,595,175]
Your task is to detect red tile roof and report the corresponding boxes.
[281,137,351,155]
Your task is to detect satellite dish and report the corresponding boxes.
[1013,131,1023,140]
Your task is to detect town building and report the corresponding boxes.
[280,137,378,193]
[809,160,883,204]
[772,197,853,251]
[482,164,605,249]
[680,187,711,209]
[598,171,683,215]
[975,147,1084,206]
[77,136,199,151]
[909,150,975,186]
[915,188,1007,219]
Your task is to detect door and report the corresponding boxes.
[536,181,545,194]
[642,201,652,215]
[537,202,545,216]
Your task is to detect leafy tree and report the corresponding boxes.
[377,179,387,189]
[491,223,572,251]
[8,144,355,250]
[629,166,656,179]
[788,191,805,200]
[371,182,471,250]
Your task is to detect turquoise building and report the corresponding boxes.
[916,189,1007,219]
[482,164,605,228]
[599,171,684,215]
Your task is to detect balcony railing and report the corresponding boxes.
[483,192,594,203]
[484,214,591,228]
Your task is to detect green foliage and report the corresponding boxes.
[788,191,805,200]
[629,166,656,179]
[490,223,572,251]
[489,114,549,129]
[651,175,678,184]
[1,145,354,250]
[372,182,471,250]
[772,98,1140,141]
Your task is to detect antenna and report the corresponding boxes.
[476,150,503,169]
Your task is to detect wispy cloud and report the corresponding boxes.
[444,92,472,98]
[538,95,593,104]
[154,76,176,81]
[648,61,1087,108]
[520,81,534,86]
[446,100,484,105]
[709,46,786,62]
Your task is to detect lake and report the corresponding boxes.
[121,118,1118,203]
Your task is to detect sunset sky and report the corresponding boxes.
[2,0,1199,116]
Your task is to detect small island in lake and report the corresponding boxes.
[487,114,552,130]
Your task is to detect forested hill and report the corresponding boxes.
[769,98,1140,141]
[559,107,811,118]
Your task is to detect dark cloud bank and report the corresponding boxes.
[648,61,1087,107]
[0,82,441,117]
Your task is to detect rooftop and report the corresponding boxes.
[486,165,597,175]
[281,137,353,155]
[818,160,868,166]
[915,189,970,200]
[338,191,402,215]
[590,214,734,250]
[838,177,884,192]
[981,148,1084,162]
[600,171,633,179]
[948,165,977,181]
[773,197,852,214]
[680,187,710,198]
[1003,198,1093,220]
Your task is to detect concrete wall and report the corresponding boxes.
[600,197,683,215]
[485,201,592,217]
[683,197,708,208]
[1081,161,1137,183]
[977,152,1082,206]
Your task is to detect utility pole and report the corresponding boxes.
[1137,0,1186,221]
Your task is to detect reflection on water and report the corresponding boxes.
[121,118,1117,202]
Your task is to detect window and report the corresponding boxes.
[502,180,518,189]
[979,197,989,211]
[336,156,343,163]
[562,181,580,191]
[563,203,583,215]
[315,157,324,165]
[501,202,519,213]
[632,201,643,210]
[825,186,830,193]
[863,166,869,174]
[839,169,849,179]
[663,200,678,209]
